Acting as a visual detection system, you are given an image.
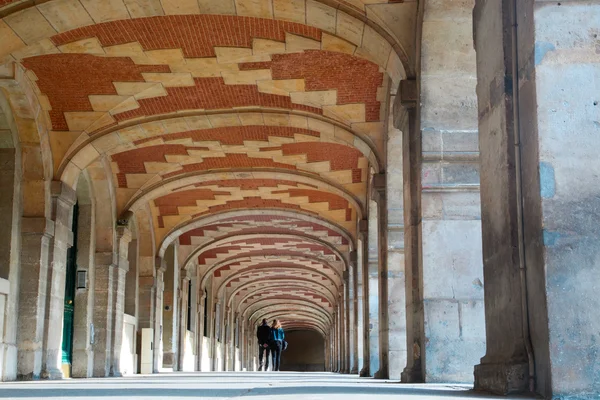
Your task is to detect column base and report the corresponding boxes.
[41,368,63,380]
[474,361,529,395]
[401,365,423,383]
[350,367,358,374]
[359,365,370,377]
[373,368,389,379]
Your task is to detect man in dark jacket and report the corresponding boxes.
[256,319,271,371]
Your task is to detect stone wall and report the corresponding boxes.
[419,0,486,383]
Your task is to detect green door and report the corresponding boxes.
[61,203,78,370]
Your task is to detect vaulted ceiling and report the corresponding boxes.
[0,0,417,335]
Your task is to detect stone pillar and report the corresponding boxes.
[72,202,95,378]
[110,225,131,377]
[474,1,600,397]
[196,292,206,371]
[211,300,220,371]
[178,276,189,371]
[357,223,370,377]
[367,201,380,376]
[349,250,359,374]
[43,181,76,379]
[373,174,390,380]
[399,84,424,384]
[339,293,348,373]
[17,217,54,380]
[92,252,116,377]
[161,245,178,371]
[153,264,165,373]
[386,109,409,380]
[0,144,19,382]
[355,243,365,374]
[419,0,486,382]
[332,310,338,372]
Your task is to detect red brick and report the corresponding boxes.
[261,142,364,183]
[21,54,169,131]
[51,15,322,57]
[114,77,322,122]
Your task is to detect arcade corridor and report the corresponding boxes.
[0,0,598,399]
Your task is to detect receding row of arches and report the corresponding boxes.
[0,1,597,399]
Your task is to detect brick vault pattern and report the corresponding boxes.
[0,0,412,380]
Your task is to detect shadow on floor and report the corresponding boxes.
[0,385,532,398]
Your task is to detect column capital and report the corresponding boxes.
[95,251,116,266]
[116,225,132,244]
[50,180,77,206]
[349,250,357,264]
[372,173,386,194]
[155,256,167,273]
[399,79,417,108]
[21,216,55,238]
[342,270,350,282]
[358,219,368,234]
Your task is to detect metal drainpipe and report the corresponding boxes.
[510,0,536,393]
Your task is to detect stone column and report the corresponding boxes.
[211,300,220,371]
[72,202,95,378]
[196,291,206,371]
[178,276,189,371]
[373,174,391,380]
[419,0,486,382]
[474,1,600,397]
[110,225,131,377]
[399,83,424,384]
[153,264,165,373]
[332,310,338,372]
[357,223,370,377]
[349,251,359,374]
[386,109,409,380]
[92,251,117,377]
[223,307,230,371]
[17,216,54,380]
[43,181,76,379]
[188,276,197,370]
[367,201,380,376]
[161,245,178,371]
[340,293,348,373]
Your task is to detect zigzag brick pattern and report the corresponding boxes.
[134,125,320,146]
[114,77,322,122]
[21,54,169,131]
[241,50,383,121]
[51,15,322,57]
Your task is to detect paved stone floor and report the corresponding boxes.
[0,372,534,400]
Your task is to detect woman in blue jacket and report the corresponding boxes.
[269,319,285,371]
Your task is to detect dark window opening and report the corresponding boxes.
[203,291,208,337]
[186,280,192,331]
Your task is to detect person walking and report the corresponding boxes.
[269,319,285,371]
[256,318,271,371]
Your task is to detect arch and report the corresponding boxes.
[187,232,347,272]
[161,209,354,257]
[125,169,365,220]
[199,257,341,288]
[60,111,381,184]
[226,278,337,309]
[223,275,338,310]
[236,285,336,318]
[0,1,409,78]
